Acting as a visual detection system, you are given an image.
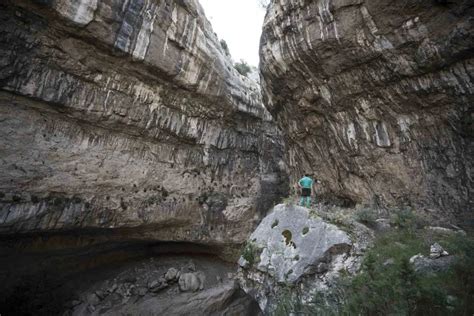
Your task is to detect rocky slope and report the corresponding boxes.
[260,0,473,222]
[0,0,288,250]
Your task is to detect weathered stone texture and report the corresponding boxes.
[237,204,361,313]
[245,204,351,284]
[0,0,288,247]
[260,0,473,221]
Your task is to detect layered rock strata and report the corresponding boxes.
[0,0,288,250]
[261,0,473,221]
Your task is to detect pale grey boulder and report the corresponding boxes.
[165,268,179,282]
[430,242,449,259]
[178,272,206,292]
[244,204,351,284]
[238,204,356,312]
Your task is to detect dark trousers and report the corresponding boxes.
[300,188,311,207]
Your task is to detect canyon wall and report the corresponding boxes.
[0,0,288,251]
[261,0,473,222]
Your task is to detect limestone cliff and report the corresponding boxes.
[261,0,473,222]
[0,0,288,249]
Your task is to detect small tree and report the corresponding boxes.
[234,59,252,77]
[219,39,230,56]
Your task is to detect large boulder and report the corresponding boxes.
[238,204,356,312]
[247,204,351,283]
[410,254,455,274]
[178,272,205,292]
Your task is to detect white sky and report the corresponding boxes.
[198,0,266,67]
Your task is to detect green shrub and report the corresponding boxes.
[281,196,294,206]
[324,210,355,233]
[390,208,426,229]
[234,59,251,77]
[323,229,474,315]
[268,227,474,315]
[355,207,378,226]
[219,39,230,56]
[274,286,306,316]
[241,241,259,266]
[390,207,420,230]
[438,233,474,313]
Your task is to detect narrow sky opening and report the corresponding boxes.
[198,0,266,67]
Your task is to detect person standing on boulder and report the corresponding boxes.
[298,173,314,207]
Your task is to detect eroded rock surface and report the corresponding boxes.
[238,204,360,313]
[260,0,473,221]
[0,0,288,248]
[245,204,351,283]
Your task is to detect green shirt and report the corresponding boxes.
[299,176,313,189]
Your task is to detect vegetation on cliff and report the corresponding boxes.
[274,207,474,315]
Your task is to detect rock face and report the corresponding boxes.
[0,0,288,248]
[238,204,357,313]
[260,0,473,221]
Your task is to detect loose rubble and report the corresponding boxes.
[61,256,258,316]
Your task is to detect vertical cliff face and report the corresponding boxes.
[261,0,473,221]
[0,0,288,248]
